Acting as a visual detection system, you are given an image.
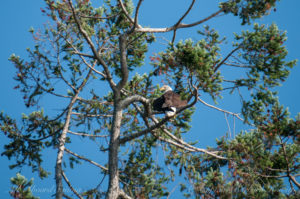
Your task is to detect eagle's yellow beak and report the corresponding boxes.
[160,85,167,91]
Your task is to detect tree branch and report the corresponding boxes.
[149,115,227,160]
[60,32,107,78]
[171,0,196,43]
[214,46,241,72]
[119,189,133,199]
[119,90,198,144]
[68,130,109,138]
[131,0,144,33]
[117,34,129,90]
[67,0,117,91]
[65,148,108,172]
[135,9,223,33]
[120,94,150,109]
[198,96,245,122]
[62,171,83,199]
[55,96,78,199]
[117,0,136,26]
[55,65,93,199]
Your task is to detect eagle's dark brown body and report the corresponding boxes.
[153,90,187,113]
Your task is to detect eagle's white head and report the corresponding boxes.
[160,85,172,93]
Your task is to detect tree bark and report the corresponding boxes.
[106,98,123,199]
[55,103,75,199]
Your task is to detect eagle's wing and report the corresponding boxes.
[161,91,187,108]
[172,93,187,108]
[153,95,165,111]
[162,91,174,108]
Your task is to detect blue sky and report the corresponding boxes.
[0,0,299,198]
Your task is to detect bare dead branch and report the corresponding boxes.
[62,171,83,199]
[55,65,93,199]
[198,96,245,122]
[172,0,196,43]
[132,0,144,32]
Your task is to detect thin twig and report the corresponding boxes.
[198,97,245,122]
[65,148,108,171]
[68,130,109,138]
[214,46,240,72]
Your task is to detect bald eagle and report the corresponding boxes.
[153,85,187,117]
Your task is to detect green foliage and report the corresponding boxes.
[121,137,169,198]
[0,110,59,178]
[10,173,38,199]
[234,23,296,89]
[221,0,278,25]
[152,26,224,100]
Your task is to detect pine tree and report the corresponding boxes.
[10,173,38,199]
[1,0,299,198]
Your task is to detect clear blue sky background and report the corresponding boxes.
[0,0,299,198]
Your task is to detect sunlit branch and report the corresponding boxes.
[55,95,78,199]
[224,62,252,68]
[119,189,133,199]
[156,135,226,159]
[120,94,150,109]
[135,9,223,33]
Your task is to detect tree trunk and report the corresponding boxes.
[55,108,73,199]
[106,101,123,199]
